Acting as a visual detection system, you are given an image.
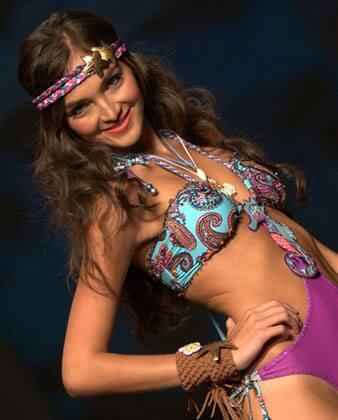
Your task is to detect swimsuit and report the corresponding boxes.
[123,130,338,418]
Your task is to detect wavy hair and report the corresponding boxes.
[18,10,307,343]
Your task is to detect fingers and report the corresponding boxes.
[262,324,292,341]
[258,309,300,333]
[227,301,304,370]
[246,300,299,316]
[243,300,303,335]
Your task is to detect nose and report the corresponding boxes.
[97,97,121,126]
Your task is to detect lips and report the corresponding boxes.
[103,107,131,134]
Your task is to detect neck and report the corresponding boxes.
[126,119,174,155]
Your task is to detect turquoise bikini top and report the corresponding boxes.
[115,130,318,295]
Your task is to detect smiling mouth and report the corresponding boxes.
[103,107,131,133]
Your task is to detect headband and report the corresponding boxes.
[32,39,127,110]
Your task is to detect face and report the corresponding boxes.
[64,50,146,150]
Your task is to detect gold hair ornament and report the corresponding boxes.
[82,43,116,77]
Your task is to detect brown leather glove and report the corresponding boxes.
[175,339,241,392]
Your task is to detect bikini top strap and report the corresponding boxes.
[113,155,159,195]
[113,152,197,197]
[145,155,198,183]
[146,129,235,182]
[158,130,240,176]
[179,136,236,169]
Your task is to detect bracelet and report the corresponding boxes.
[175,339,241,392]
[175,339,244,419]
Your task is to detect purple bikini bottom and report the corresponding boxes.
[230,259,338,418]
[259,265,338,388]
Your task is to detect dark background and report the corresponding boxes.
[1,1,337,419]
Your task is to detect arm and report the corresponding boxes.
[313,237,338,273]
[61,205,180,397]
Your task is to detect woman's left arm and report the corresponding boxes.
[313,237,338,273]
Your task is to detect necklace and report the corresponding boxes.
[159,130,194,168]
[157,130,237,198]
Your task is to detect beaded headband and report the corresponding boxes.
[32,39,127,110]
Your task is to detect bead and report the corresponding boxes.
[142,181,158,195]
[113,165,125,171]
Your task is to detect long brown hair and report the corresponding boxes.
[18,10,307,343]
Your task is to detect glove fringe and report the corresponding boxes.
[186,383,251,420]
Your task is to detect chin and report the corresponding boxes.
[100,122,143,150]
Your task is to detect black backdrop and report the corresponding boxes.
[1,1,337,419]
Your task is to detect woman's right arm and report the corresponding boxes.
[61,206,180,397]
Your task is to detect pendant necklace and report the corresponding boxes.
[158,131,237,198]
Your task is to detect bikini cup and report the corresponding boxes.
[147,180,242,292]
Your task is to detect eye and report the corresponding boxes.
[68,102,89,118]
[106,74,122,89]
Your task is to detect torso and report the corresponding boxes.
[124,136,338,418]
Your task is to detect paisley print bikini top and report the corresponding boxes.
[125,131,319,295]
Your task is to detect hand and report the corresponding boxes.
[225,300,302,371]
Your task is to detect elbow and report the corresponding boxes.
[64,386,81,399]
[62,352,120,396]
[62,372,86,398]
[62,359,109,397]
[62,349,95,397]
[62,361,92,398]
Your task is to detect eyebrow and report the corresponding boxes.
[65,66,119,111]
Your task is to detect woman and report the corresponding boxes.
[18,10,337,420]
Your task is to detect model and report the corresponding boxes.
[17,10,338,419]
